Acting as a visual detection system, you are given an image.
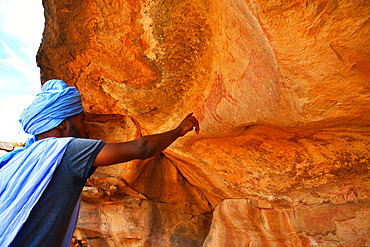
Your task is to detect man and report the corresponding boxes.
[0,79,199,247]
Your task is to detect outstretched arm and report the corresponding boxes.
[92,113,199,166]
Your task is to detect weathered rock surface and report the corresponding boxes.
[0,141,13,152]
[204,198,369,247]
[37,0,369,246]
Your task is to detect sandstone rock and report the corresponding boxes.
[37,0,369,246]
[0,141,13,152]
[204,198,369,247]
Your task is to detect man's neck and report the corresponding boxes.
[36,129,64,140]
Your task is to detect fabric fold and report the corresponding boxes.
[0,137,74,247]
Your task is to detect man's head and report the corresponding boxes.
[20,79,86,139]
[35,111,89,140]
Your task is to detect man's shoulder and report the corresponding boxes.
[61,138,105,179]
[65,138,105,153]
[67,137,103,144]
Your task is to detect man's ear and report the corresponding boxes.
[56,120,66,130]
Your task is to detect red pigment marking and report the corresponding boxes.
[194,74,238,123]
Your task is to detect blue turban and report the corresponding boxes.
[20,79,84,135]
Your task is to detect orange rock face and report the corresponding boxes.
[37,0,369,246]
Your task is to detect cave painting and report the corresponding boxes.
[194,73,238,123]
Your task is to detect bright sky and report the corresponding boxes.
[0,0,44,143]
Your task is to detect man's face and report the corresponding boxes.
[66,112,89,138]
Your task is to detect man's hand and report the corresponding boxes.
[176,113,200,136]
